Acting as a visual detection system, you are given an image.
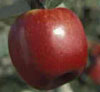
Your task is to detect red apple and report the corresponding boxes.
[8,8,88,90]
[92,44,100,57]
[88,43,100,85]
[88,56,100,85]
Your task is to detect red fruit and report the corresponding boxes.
[88,56,100,85]
[8,8,87,90]
[92,44,100,57]
[88,43,100,85]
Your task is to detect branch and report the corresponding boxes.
[26,0,44,9]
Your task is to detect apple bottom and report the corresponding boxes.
[17,69,83,90]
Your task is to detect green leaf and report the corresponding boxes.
[0,0,30,20]
[45,0,64,9]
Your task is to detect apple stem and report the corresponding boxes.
[30,0,45,9]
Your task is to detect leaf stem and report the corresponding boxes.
[30,0,45,9]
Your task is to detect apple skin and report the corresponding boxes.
[88,43,100,85]
[8,8,88,90]
[89,57,100,85]
[91,44,100,57]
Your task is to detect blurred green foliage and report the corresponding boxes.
[0,0,100,92]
